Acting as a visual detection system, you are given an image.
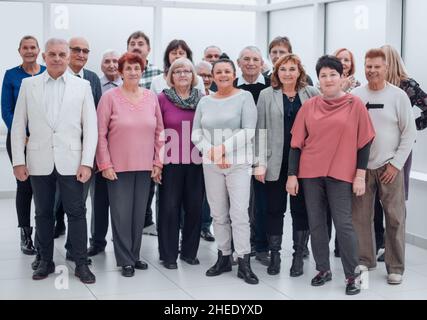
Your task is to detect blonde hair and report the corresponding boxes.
[381,45,409,86]
[166,57,198,88]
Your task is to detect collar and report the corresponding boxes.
[237,73,265,86]
[68,66,84,78]
[44,70,67,83]
[101,75,122,86]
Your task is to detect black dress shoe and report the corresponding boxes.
[201,230,215,242]
[66,252,92,265]
[75,264,96,284]
[345,276,361,295]
[32,261,55,280]
[31,253,41,271]
[20,227,36,255]
[180,255,200,265]
[121,265,135,277]
[87,246,105,257]
[163,261,178,269]
[311,271,332,286]
[135,260,148,270]
[53,222,66,239]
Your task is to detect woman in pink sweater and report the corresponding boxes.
[96,52,164,277]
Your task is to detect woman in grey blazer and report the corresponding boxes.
[255,54,319,276]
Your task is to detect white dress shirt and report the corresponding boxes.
[43,71,66,127]
[236,73,266,86]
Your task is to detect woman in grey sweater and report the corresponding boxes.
[191,58,259,284]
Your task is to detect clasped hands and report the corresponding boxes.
[207,144,230,169]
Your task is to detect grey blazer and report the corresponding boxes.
[255,85,320,181]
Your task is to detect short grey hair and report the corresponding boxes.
[238,46,263,61]
[44,38,68,53]
[195,61,212,73]
[204,45,222,55]
[101,49,120,62]
[166,57,198,88]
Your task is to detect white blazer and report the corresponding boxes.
[11,71,98,176]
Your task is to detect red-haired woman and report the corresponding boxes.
[96,52,165,277]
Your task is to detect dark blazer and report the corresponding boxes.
[83,68,102,108]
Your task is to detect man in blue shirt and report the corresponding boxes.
[1,35,46,257]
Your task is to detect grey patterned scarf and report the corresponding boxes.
[163,87,203,110]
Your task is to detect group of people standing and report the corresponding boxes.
[2,30,426,296]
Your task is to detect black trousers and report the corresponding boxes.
[90,172,110,249]
[31,168,88,266]
[6,131,33,227]
[158,164,204,263]
[265,162,308,236]
[302,177,359,278]
[144,180,157,227]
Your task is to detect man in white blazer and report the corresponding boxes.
[11,38,98,284]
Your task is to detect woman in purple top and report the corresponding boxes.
[157,57,205,269]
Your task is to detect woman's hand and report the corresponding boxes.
[254,166,266,184]
[216,156,231,169]
[353,176,366,196]
[102,168,118,181]
[286,175,299,196]
[208,144,225,163]
[151,165,162,184]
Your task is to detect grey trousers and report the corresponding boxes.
[352,166,406,274]
[302,177,359,278]
[107,171,151,267]
[203,163,252,257]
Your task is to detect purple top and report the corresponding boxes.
[158,92,202,164]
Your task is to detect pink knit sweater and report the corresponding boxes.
[96,87,165,172]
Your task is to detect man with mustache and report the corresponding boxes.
[352,48,416,285]
[126,31,162,237]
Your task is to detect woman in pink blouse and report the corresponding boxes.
[96,52,164,277]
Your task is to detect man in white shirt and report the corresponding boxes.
[11,38,98,284]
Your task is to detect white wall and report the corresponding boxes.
[269,6,316,82]
[403,0,427,174]
[0,1,44,138]
[325,0,387,84]
[49,3,154,76]
[160,7,256,67]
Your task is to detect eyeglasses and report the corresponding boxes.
[199,73,213,79]
[172,70,192,76]
[70,47,90,54]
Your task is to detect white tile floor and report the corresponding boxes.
[1,197,427,300]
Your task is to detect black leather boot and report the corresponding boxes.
[267,235,282,275]
[20,227,36,255]
[290,230,309,277]
[206,250,232,276]
[237,254,259,284]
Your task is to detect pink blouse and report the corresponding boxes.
[96,87,165,173]
[290,93,375,183]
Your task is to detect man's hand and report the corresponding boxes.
[286,175,299,196]
[102,167,118,181]
[77,165,92,183]
[13,165,29,182]
[380,163,399,184]
[151,165,162,184]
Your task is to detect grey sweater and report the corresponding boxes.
[191,90,257,165]
[352,83,416,170]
